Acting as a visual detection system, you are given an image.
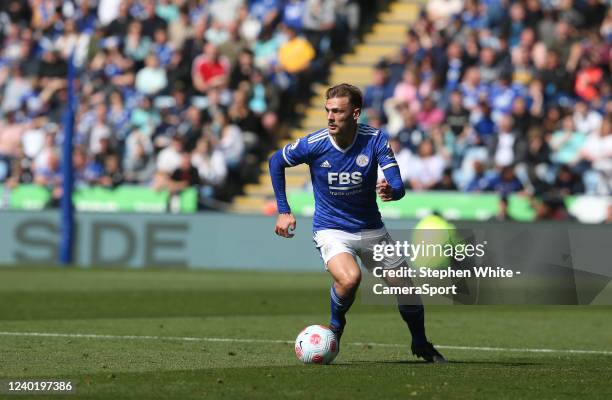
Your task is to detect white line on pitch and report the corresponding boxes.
[0,331,611,356]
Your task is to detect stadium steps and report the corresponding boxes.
[230,0,424,214]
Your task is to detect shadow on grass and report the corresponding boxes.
[343,360,541,367]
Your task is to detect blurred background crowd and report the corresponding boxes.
[364,0,611,219]
[0,0,610,216]
[0,0,371,205]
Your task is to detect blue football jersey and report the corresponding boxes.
[278,124,401,232]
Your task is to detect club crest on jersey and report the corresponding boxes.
[356,154,369,167]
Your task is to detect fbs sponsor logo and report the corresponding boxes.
[328,171,362,185]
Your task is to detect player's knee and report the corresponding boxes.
[337,269,361,292]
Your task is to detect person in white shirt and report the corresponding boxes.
[580,115,612,193]
[573,100,603,136]
[405,138,446,190]
[493,114,517,167]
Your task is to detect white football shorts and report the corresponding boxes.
[313,227,404,271]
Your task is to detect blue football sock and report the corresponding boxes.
[397,304,427,346]
[329,284,355,337]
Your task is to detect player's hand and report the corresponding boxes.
[376,179,393,202]
[275,213,296,238]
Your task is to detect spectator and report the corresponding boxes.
[363,61,394,121]
[490,114,520,168]
[176,106,204,152]
[5,145,33,188]
[87,103,113,155]
[524,129,552,195]
[483,165,524,195]
[33,150,62,202]
[277,25,315,97]
[573,100,603,137]
[445,90,470,136]
[302,0,335,56]
[282,0,305,32]
[395,104,426,152]
[459,67,486,111]
[252,26,282,72]
[1,65,32,114]
[416,96,444,131]
[124,132,156,184]
[168,151,200,194]
[553,165,585,195]
[478,46,501,85]
[156,134,184,174]
[472,102,496,146]
[510,96,535,139]
[432,168,458,191]
[124,21,152,65]
[168,6,192,52]
[100,155,125,188]
[550,116,587,166]
[533,193,572,221]
[538,49,572,104]
[152,27,173,68]
[215,111,245,170]
[579,115,612,193]
[405,139,446,191]
[105,1,130,37]
[393,67,421,113]
[192,136,227,193]
[135,53,168,95]
[191,43,230,94]
[465,160,492,192]
[139,0,167,39]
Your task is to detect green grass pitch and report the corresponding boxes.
[0,267,611,399]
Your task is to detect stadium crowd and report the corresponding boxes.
[365,0,611,219]
[0,0,367,204]
[0,0,610,218]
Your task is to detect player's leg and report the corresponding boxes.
[383,269,446,363]
[326,252,361,342]
[360,229,446,362]
[381,262,428,347]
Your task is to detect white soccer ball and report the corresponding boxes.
[294,325,339,364]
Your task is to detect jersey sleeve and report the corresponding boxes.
[281,137,309,167]
[375,131,405,200]
[268,137,309,214]
[375,131,398,171]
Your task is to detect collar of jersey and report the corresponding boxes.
[329,129,358,153]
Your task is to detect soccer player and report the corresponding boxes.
[268,83,446,363]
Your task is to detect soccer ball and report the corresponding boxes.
[294,325,339,364]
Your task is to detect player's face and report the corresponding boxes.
[325,97,360,137]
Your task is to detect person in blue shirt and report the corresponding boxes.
[269,83,446,362]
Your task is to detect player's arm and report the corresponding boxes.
[268,138,309,238]
[375,132,405,202]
